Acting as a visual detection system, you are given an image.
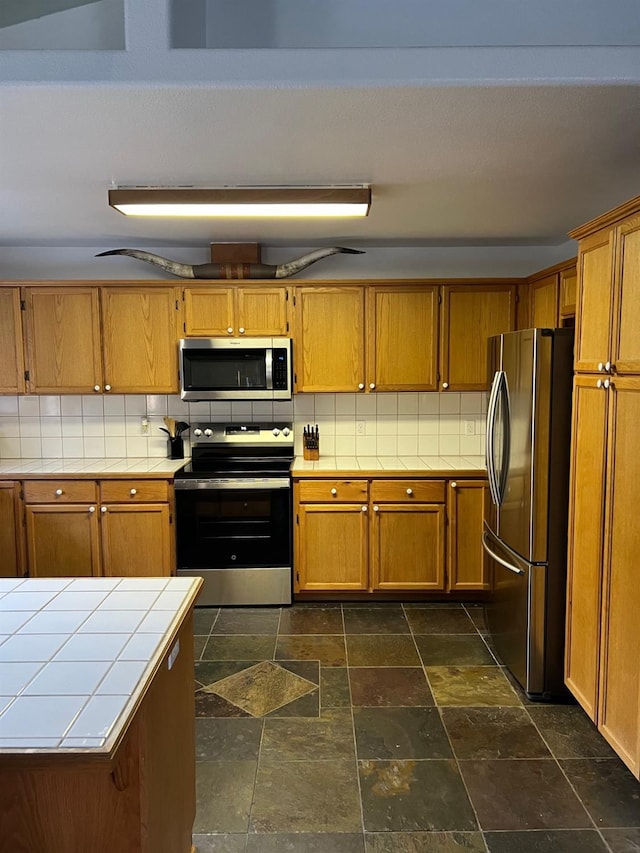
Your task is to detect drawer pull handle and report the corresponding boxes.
[331,488,337,496]
[406,488,413,495]
[89,506,96,513]
[55,489,63,496]
[129,488,137,496]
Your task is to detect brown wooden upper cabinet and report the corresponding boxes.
[0,287,25,394]
[572,213,640,376]
[528,273,560,328]
[293,284,439,393]
[293,286,366,392]
[439,284,516,391]
[182,285,288,337]
[23,285,181,394]
[559,265,577,320]
[366,285,439,391]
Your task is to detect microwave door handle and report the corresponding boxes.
[486,370,502,506]
[265,348,273,390]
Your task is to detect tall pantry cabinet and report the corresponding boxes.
[564,195,640,777]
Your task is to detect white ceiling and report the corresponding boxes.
[1,3,640,254]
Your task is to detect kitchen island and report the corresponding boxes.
[0,575,202,853]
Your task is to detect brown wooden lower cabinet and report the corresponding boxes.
[0,613,196,853]
[0,481,26,578]
[22,478,174,578]
[294,475,488,595]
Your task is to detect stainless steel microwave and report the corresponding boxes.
[179,337,293,401]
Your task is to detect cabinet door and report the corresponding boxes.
[183,287,234,336]
[101,287,180,393]
[367,285,438,391]
[101,504,173,577]
[236,286,288,335]
[447,479,490,591]
[370,503,445,591]
[440,285,516,391]
[597,377,640,775]
[25,505,100,577]
[574,228,616,373]
[23,287,103,393]
[0,482,25,577]
[293,287,365,392]
[611,215,640,375]
[564,375,609,721]
[529,274,559,329]
[296,504,368,590]
[559,266,577,319]
[0,288,25,394]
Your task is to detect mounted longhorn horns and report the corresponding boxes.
[95,246,364,279]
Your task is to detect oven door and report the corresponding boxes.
[175,479,292,606]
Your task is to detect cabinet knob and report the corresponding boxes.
[129,488,137,496]
[358,383,365,390]
[239,327,245,334]
[373,505,379,512]
[442,382,449,389]
[406,488,413,495]
[596,378,603,388]
[104,384,111,392]
[94,385,101,392]
[451,481,457,488]
[227,327,233,335]
[362,505,367,512]
[605,361,611,372]
[331,488,337,496]
[89,506,96,513]
[55,488,63,496]
[100,506,107,513]
[369,383,376,390]
[603,378,611,389]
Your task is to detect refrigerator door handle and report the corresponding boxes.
[486,370,504,506]
[497,371,511,506]
[482,529,525,575]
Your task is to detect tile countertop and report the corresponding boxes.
[0,457,188,478]
[291,455,486,476]
[0,576,202,756]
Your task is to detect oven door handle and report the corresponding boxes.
[174,478,291,490]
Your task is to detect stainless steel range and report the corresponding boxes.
[174,422,294,606]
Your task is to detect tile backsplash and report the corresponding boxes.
[0,392,486,459]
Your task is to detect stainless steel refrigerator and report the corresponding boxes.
[483,327,574,700]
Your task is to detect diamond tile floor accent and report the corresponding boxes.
[192,602,640,852]
[203,660,317,717]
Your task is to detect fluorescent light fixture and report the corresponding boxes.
[108,186,371,218]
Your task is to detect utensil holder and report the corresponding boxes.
[167,436,184,459]
[303,434,319,460]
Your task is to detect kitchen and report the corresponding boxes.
[2,2,640,851]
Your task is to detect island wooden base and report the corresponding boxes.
[0,614,195,853]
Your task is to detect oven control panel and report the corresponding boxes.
[190,422,294,447]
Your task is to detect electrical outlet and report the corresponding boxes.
[356,420,366,435]
[464,420,475,436]
[141,417,149,435]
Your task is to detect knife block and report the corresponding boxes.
[303,433,319,460]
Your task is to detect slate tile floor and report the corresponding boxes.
[191,603,640,852]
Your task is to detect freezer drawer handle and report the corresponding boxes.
[482,531,525,575]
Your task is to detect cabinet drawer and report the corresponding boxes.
[100,480,170,503]
[370,479,446,503]
[23,480,98,504]
[297,480,368,503]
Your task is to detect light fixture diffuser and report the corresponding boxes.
[108,186,371,218]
